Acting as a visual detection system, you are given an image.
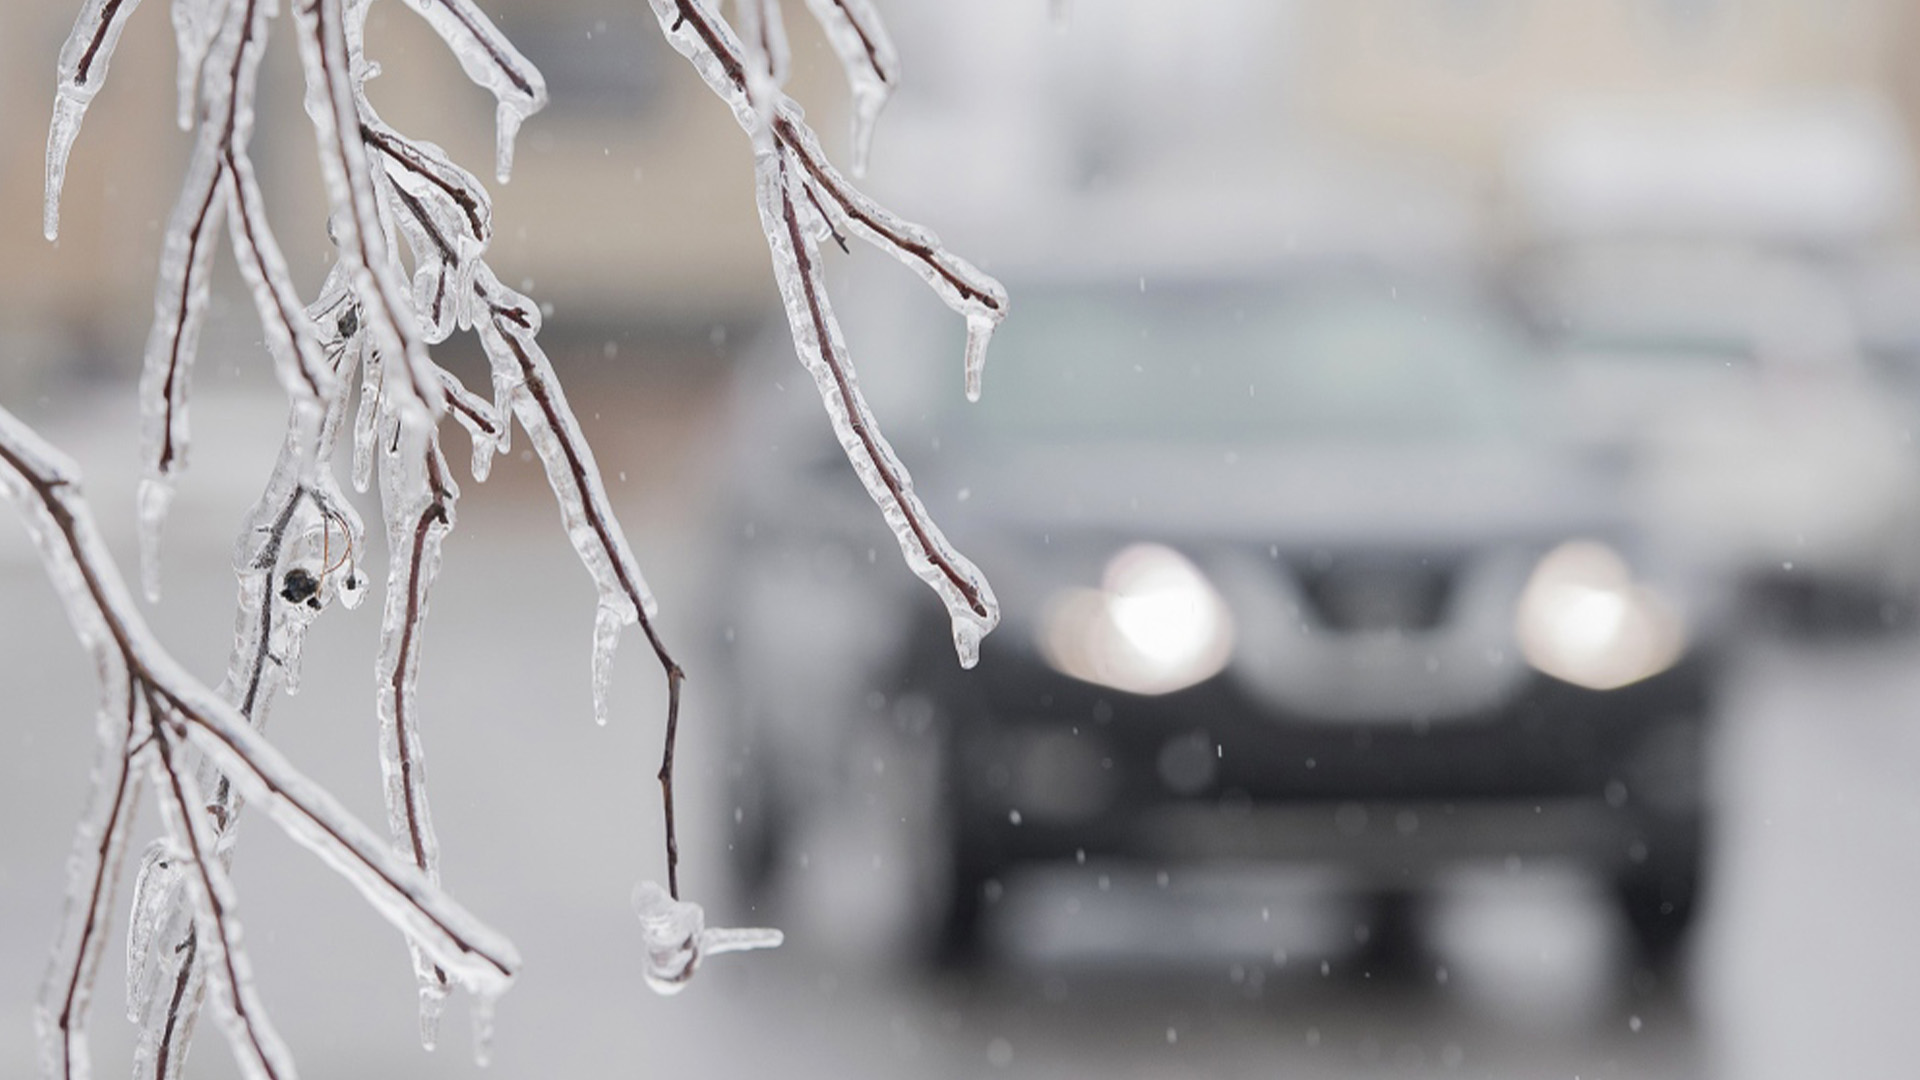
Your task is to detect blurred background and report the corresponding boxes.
[7,0,1920,1076]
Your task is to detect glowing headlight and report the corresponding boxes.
[1038,543,1235,696]
[1514,540,1687,691]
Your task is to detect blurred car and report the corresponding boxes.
[1520,243,1920,627]
[714,264,1722,971]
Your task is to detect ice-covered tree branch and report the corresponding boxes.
[17,0,996,1073]
[654,0,1007,665]
[0,407,518,1080]
[32,0,707,1072]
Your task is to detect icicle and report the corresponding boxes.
[494,100,525,185]
[136,476,174,603]
[46,0,149,241]
[469,437,495,483]
[963,311,995,403]
[952,617,983,670]
[417,978,447,1052]
[469,990,498,1068]
[281,606,311,695]
[45,95,86,243]
[353,344,385,493]
[591,601,625,727]
[632,882,781,996]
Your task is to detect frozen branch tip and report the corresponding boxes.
[633,883,783,996]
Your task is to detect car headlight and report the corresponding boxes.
[1037,543,1235,696]
[1514,540,1687,691]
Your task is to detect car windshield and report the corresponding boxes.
[968,280,1533,444]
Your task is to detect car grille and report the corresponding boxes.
[1292,552,1459,633]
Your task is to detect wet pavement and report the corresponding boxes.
[4,385,1919,1079]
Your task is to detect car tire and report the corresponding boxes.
[929,846,993,969]
[725,744,786,911]
[1613,819,1706,971]
[919,670,1000,971]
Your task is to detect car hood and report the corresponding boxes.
[950,437,1625,550]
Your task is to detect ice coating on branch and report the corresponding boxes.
[144,739,299,1080]
[469,989,499,1066]
[0,422,146,1080]
[754,150,1000,665]
[213,397,367,731]
[138,140,226,495]
[768,113,1010,342]
[391,0,548,183]
[136,476,174,603]
[650,0,1005,666]
[46,0,148,240]
[800,0,898,177]
[632,882,782,995]
[33,711,143,1080]
[225,151,337,408]
[963,312,995,403]
[591,601,624,727]
[172,0,225,130]
[735,0,788,144]
[373,420,461,1042]
[437,369,507,482]
[365,112,494,346]
[648,0,1010,360]
[473,267,657,629]
[293,0,445,423]
[168,689,523,999]
[651,0,762,133]
[16,0,641,1067]
[0,402,528,1007]
[125,841,193,1025]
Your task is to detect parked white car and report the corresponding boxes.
[1523,243,1920,624]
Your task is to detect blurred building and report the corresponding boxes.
[0,0,864,395]
[1292,0,1920,246]
[11,0,1920,392]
